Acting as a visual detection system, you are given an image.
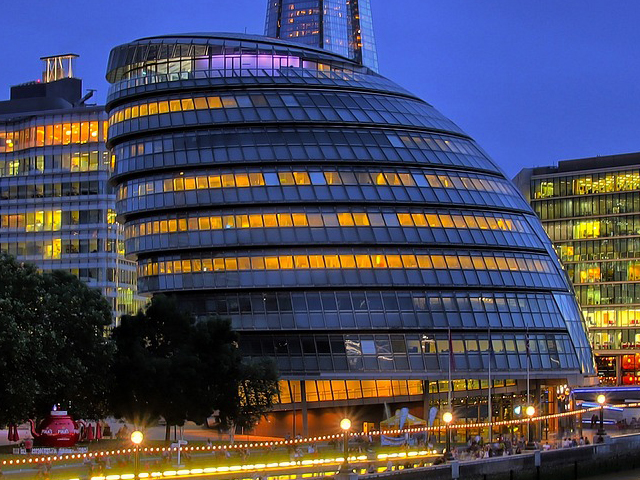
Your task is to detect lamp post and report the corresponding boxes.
[596,394,606,438]
[443,411,453,461]
[339,418,351,474]
[131,430,143,478]
[525,406,536,449]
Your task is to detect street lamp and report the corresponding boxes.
[339,418,352,474]
[525,406,536,449]
[443,411,453,460]
[131,430,143,478]
[596,394,606,438]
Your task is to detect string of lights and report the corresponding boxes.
[3,403,633,468]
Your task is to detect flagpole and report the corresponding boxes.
[448,329,453,412]
[488,328,493,443]
[526,329,530,408]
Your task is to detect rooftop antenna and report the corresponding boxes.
[40,54,79,83]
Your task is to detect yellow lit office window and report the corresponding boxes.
[221,174,235,187]
[295,255,310,269]
[337,212,354,226]
[263,214,278,227]
[484,257,498,270]
[386,255,403,268]
[184,178,196,190]
[426,214,441,227]
[44,239,62,259]
[308,255,325,268]
[324,172,342,184]
[278,172,295,185]
[356,255,372,268]
[236,215,249,228]
[292,213,308,226]
[424,174,440,188]
[265,256,279,269]
[249,173,265,185]
[408,380,423,396]
[196,176,208,189]
[401,254,418,268]
[330,380,347,400]
[235,174,250,187]
[293,171,311,184]
[339,255,356,268]
[158,101,169,113]
[305,381,319,402]
[345,380,362,399]
[181,98,195,110]
[324,255,340,268]
[194,98,208,109]
[459,256,474,269]
[279,381,292,403]
[279,256,294,269]
[208,175,222,188]
[352,213,370,226]
[372,254,387,268]
[397,213,413,226]
[384,172,402,185]
[208,96,223,108]
[377,380,392,397]
[445,255,460,269]
[431,255,446,269]
[362,380,377,398]
[316,381,332,401]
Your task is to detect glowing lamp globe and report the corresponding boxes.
[597,394,606,405]
[525,406,535,417]
[340,418,351,431]
[131,430,144,445]
[442,412,453,424]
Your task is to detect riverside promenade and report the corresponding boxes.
[377,432,640,480]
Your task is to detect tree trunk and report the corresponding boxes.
[165,422,171,442]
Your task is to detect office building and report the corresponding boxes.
[106,33,594,435]
[515,153,640,385]
[0,55,143,321]
[265,0,379,71]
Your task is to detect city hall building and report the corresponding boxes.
[105,33,595,435]
[0,55,143,321]
[516,153,640,386]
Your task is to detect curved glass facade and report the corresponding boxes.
[106,34,595,417]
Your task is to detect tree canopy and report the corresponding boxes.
[0,253,113,425]
[110,295,279,440]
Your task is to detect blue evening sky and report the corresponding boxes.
[1,0,639,178]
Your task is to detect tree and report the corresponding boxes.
[0,253,114,425]
[110,295,279,440]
